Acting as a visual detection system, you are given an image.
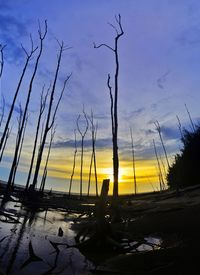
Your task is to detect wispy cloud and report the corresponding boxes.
[0,9,28,62]
[157,70,170,89]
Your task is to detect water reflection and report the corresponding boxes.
[0,195,94,275]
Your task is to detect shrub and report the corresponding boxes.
[167,126,200,189]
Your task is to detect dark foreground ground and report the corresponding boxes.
[0,183,200,274]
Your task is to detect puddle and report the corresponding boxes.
[0,197,94,275]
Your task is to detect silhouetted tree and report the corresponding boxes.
[185,103,195,132]
[167,126,200,189]
[154,120,170,169]
[26,85,49,190]
[8,104,23,185]
[32,41,71,190]
[11,111,29,186]
[87,110,98,197]
[0,95,5,129]
[76,108,89,198]
[0,38,37,154]
[7,21,47,189]
[94,14,124,199]
[69,130,77,196]
[39,125,56,193]
[130,127,137,195]
[0,126,12,162]
[0,44,6,79]
[176,115,184,143]
[153,139,164,191]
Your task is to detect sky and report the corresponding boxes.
[1,0,200,195]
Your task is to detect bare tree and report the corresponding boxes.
[7,22,47,189]
[8,104,23,186]
[69,130,77,196]
[39,125,56,193]
[0,38,38,153]
[11,112,29,186]
[153,139,164,191]
[87,110,98,197]
[0,126,12,162]
[154,120,170,169]
[0,95,5,129]
[130,127,137,195]
[32,41,71,190]
[0,44,6,79]
[176,115,184,142]
[94,14,124,199]
[184,103,195,132]
[76,108,89,198]
[25,85,49,190]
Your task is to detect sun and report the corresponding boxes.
[103,167,123,182]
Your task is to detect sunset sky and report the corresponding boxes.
[1,0,200,194]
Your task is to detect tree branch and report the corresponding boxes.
[93,42,114,52]
[0,44,6,79]
[48,73,72,130]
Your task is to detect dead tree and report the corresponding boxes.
[11,113,29,186]
[25,85,49,190]
[8,104,23,186]
[87,110,98,197]
[32,41,71,190]
[0,44,6,79]
[76,108,89,198]
[130,127,137,195]
[184,103,195,132]
[0,126,12,162]
[7,21,47,189]
[94,14,124,199]
[0,95,5,128]
[154,120,170,169]
[39,125,56,193]
[68,130,77,196]
[176,115,184,142]
[153,139,164,191]
[0,39,37,154]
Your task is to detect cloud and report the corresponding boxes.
[0,12,28,62]
[0,1,9,11]
[177,25,200,46]
[157,70,170,89]
[52,137,132,150]
[160,125,180,140]
[52,138,108,149]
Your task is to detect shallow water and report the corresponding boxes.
[0,197,163,274]
[0,198,94,275]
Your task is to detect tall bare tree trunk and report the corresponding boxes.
[0,126,11,162]
[130,127,137,195]
[176,115,184,143]
[76,108,89,198]
[11,113,29,186]
[154,120,170,169]
[69,130,77,196]
[0,39,37,154]
[0,95,5,129]
[7,22,47,189]
[94,14,124,199]
[25,85,49,190]
[32,42,71,190]
[184,103,195,132]
[153,139,164,191]
[0,44,6,79]
[39,125,56,193]
[87,110,98,197]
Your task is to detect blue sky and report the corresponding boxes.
[1,0,200,194]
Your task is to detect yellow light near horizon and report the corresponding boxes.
[102,167,124,183]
